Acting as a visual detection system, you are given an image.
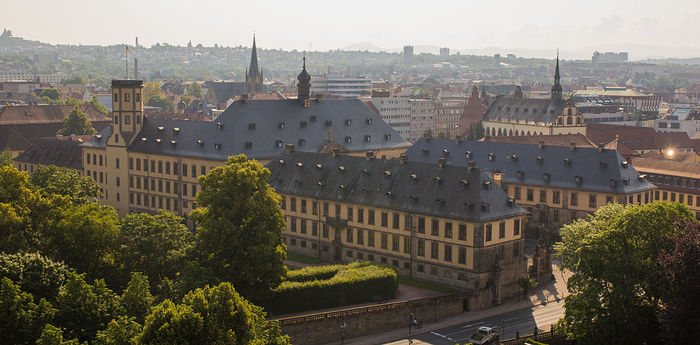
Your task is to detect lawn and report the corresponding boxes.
[285,252,325,265]
[398,276,461,294]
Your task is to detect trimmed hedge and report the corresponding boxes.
[265,261,398,315]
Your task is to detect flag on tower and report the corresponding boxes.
[126,45,130,53]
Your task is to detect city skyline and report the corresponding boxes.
[3,0,700,60]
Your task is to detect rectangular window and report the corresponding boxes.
[158,180,163,192]
[323,202,329,217]
[191,165,196,177]
[290,217,297,232]
[499,222,506,239]
[301,199,307,213]
[514,187,521,200]
[99,155,103,166]
[347,207,353,221]
[485,224,492,242]
[368,210,375,225]
[418,217,425,233]
[459,224,467,241]
[346,228,353,243]
[444,244,452,262]
[381,212,388,227]
[527,188,534,201]
[86,154,90,165]
[404,214,412,230]
[589,194,597,208]
[165,181,171,194]
[514,219,520,236]
[300,219,307,234]
[417,240,425,257]
[312,222,318,236]
[430,241,439,259]
[191,184,196,197]
[290,197,296,212]
[356,229,363,245]
[165,162,170,175]
[392,213,400,229]
[458,247,466,264]
[200,166,206,176]
[183,183,187,196]
[403,237,410,254]
[368,230,375,247]
[135,158,140,171]
[173,163,178,175]
[571,192,578,206]
[322,224,329,238]
[431,219,439,236]
[158,161,163,173]
[312,201,318,215]
[553,191,560,204]
[392,235,399,252]
[540,190,547,202]
[357,208,364,223]
[144,178,149,190]
[182,164,188,177]
[335,204,341,217]
[381,233,388,249]
[444,222,453,238]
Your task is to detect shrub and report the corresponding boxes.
[265,261,397,315]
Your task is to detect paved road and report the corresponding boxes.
[385,299,565,345]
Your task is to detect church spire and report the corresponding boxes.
[249,34,259,76]
[245,34,263,93]
[551,49,563,100]
[297,53,311,105]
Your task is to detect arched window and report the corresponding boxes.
[558,118,563,125]
[576,117,582,125]
[498,128,503,136]
[567,117,573,125]
[568,108,572,115]
[508,129,513,136]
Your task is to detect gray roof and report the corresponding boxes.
[405,139,656,195]
[83,99,410,160]
[266,151,526,222]
[483,97,564,124]
[209,82,247,103]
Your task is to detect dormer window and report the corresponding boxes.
[214,143,221,150]
[599,162,607,168]
[483,180,491,189]
[338,166,345,172]
[325,120,333,127]
[298,139,306,146]
[563,157,571,165]
[300,121,307,128]
[278,122,285,129]
[297,162,303,167]
[364,135,371,142]
[310,115,317,122]
[481,202,490,212]
[386,191,393,198]
[245,142,253,149]
[345,136,352,143]
[488,153,495,161]
[173,127,180,134]
[543,173,550,181]
[275,141,283,148]
[384,170,391,176]
[434,176,442,184]
[443,149,449,156]
[140,137,147,142]
[316,163,323,169]
[384,133,391,140]
[517,170,524,179]
[575,175,583,184]
[157,126,164,132]
[466,151,472,158]
[638,174,647,181]
[609,179,617,186]
[510,154,518,161]
[248,123,256,130]
[366,118,373,124]
[196,139,203,146]
[465,202,473,209]
[621,160,629,168]
[345,119,352,126]
[170,140,177,146]
[410,173,418,181]
[316,181,324,187]
[460,178,469,185]
[155,138,162,143]
[623,178,630,185]
[216,122,223,130]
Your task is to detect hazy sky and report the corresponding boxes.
[3,0,700,59]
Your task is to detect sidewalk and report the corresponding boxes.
[328,264,570,345]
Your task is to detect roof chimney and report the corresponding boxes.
[332,148,340,158]
[400,153,408,165]
[538,140,545,149]
[240,94,249,103]
[570,141,576,151]
[366,151,375,160]
[438,157,447,168]
[285,144,295,153]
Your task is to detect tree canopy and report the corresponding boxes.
[191,155,287,302]
[57,106,97,136]
[554,201,696,344]
[186,82,202,99]
[30,165,101,203]
[147,96,175,113]
[142,82,161,101]
[41,88,62,102]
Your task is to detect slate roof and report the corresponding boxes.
[405,139,655,195]
[483,97,564,124]
[0,104,110,125]
[266,151,526,222]
[83,99,410,160]
[14,136,90,170]
[658,132,693,149]
[482,134,595,148]
[208,82,247,104]
[630,158,700,180]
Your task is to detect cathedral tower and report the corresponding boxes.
[551,50,563,100]
[245,35,264,94]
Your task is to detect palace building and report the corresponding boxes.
[482,52,586,138]
[267,149,528,307]
[405,139,656,229]
[67,60,409,216]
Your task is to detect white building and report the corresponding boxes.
[310,74,371,98]
[655,107,700,137]
[367,96,411,139]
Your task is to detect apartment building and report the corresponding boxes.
[267,150,528,308]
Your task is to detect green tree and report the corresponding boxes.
[147,96,175,113]
[41,88,62,102]
[191,155,287,301]
[186,82,202,99]
[658,221,700,344]
[55,273,123,342]
[142,82,161,102]
[554,202,695,345]
[423,128,433,139]
[36,324,84,345]
[94,316,142,345]
[44,202,120,276]
[89,96,109,115]
[118,211,193,285]
[57,106,97,136]
[62,76,86,85]
[121,273,153,322]
[0,252,72,301]
[30,165,101,203]
[137,300,205,345]
[0,278,57,344]
[0,149,12,166]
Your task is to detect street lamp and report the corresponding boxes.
[340,319,348,345]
